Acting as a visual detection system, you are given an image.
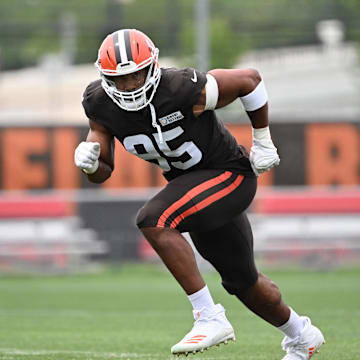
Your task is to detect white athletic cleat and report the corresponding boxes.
[171,304,235,355]
[281,317,325,360]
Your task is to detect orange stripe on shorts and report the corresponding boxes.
[156,171,244,229]
[156,171,233,228]
[169,174,244,229]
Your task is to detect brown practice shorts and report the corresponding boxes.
[136,169,259,292]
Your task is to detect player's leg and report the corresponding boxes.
[140,226,205,295]
[136,169,254,295]
[191,213,290,325]
[191,214,325,359]
[136,170,253,354]
[139,227,234,355]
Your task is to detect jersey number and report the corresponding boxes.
[123,126,202,171]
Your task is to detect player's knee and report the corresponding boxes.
[221,271,259,295]
[262,280,282,307]
[237,272,282,307]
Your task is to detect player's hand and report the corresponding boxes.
[250,138,280,176]
[74,141,101,174]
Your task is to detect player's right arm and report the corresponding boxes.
[193,69,280,176]
[74,119,114,183]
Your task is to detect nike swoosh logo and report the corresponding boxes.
[191,70,197,83]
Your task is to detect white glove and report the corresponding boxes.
[249,127,280,176]
[74,141,100,174]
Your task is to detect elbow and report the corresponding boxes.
[236,68,263,97]
[246,68,262,88]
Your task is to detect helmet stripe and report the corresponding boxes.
[113,30,130,64]
[113,32,122,64]
[118,30,128,63]
[124,30,133,61]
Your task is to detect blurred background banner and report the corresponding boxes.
[0,0,359,272]
[0,122,359,189]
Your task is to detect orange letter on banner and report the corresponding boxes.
[52,128,80,189]
[2,129,49,190]
[227,124,273,187]
[306,124,360,186]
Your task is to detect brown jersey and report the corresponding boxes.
[82,67,255,181]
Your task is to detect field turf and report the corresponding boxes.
[0,264,359,360]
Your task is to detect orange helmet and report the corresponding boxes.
[95,29,161,111]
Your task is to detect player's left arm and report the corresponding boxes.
[193,68,280,176]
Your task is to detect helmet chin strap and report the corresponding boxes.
[124,95,146,110]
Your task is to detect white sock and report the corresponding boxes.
[277,308,305,339]
[187,285,215,312]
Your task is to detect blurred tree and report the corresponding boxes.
[0,0,106,69]
[181,15,249,69]
[0,0,359,71]
[210,17,250,69]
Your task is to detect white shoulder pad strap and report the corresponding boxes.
[204,73,219,111]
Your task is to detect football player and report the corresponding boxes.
[74,29,324,359]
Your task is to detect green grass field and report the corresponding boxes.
[0,264,359,360]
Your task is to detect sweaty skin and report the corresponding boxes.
[84,68,290,327]
[109,67,148,92]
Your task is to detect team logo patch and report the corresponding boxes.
[159,111,184,126]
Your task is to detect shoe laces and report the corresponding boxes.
[285,337,310,353]
[192,305,224,325]
[282,318,312,352]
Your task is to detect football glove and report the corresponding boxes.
[249,127,280,176]
[74,141,100,174]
